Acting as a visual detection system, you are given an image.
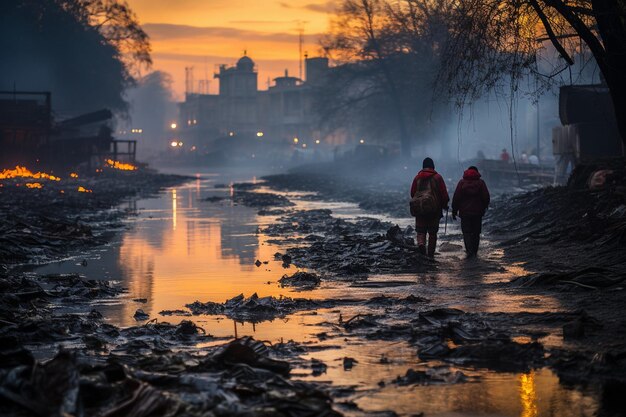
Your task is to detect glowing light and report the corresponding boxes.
[170,123,177,129]
[25,182,43,189]
[315,139,320,144]
[193,119,197,125]
[256,131,264,137]
[77,186,93,193]
[519,372,538,417]
[191,146,197,151]
[0,166,61,181]
[293,137,299,144]
[171,141,179,147]
[70,172,78,178]
[302,143,307,148]
[105,159,137,171]
[359,139,365,144]
[178,141,184,147]
[229,131,235,137]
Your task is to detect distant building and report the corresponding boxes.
[177,54,331,154]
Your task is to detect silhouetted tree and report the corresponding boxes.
[438,0,626,145]
[0,0,150,114]
[319,0,452,157]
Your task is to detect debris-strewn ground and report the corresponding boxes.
[2,159,626,416]
[232,160,626,389]
[0,168,345,416]
[0,168,185,265]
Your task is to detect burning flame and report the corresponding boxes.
[70,172,79,178]
[105,159,137,171]
[0,166,61,181]
[77,186,93,193]
[25,182,43,189]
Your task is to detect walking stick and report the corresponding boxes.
[444,209,449,235]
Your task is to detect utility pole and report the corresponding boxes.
[294,20,307,80]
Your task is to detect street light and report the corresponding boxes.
[359,139,365,144]
[170,123,177,129]
[302,143,307,148]
[315,139,320,144]
[293,137,299,144]
[229,132,235,137]
[256,131,264,137]
[170,141,178,147]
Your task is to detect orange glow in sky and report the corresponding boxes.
[127,0,337,98]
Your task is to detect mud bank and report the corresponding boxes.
[3,163,626,416]
[0,168,186,265]
[226,165,626,394]
[0,169,352,416]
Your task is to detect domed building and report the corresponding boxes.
[177,53,330,154]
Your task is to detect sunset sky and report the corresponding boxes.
[127,0,338,99]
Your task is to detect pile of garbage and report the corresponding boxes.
[184,293,321,322]
[487,161,626,289]
[263,210,431,275]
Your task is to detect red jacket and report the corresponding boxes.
[452,168,490,217]
[410,168,449,211]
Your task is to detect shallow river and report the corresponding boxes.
[35,168,600,417]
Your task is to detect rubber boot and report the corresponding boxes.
[472,233,480,256]
[416,233,426,255]
[427,233,437,258]
[463,233,472,255]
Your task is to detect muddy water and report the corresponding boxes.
[35,169,599,416]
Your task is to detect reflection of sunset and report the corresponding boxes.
[114,181,315,328]
[520,372,538,417]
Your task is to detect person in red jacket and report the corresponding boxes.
[410,157,449,257]
[451,166,490,257]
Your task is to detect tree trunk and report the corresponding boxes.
[591,0,626,148]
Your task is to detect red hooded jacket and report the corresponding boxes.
[452,168,490,217]
[410,168,449,215]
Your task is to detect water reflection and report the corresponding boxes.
[520,372,538,417]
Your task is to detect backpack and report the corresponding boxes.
[410,176,439,217]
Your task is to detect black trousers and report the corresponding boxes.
[460,215,482,255]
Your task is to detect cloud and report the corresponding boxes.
[303,1,338,13]
[143,23,321,44]
[278,0,338,13]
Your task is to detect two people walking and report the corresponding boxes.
[410,158,490,258]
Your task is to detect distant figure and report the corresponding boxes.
[410,157,449,258]
[521,152,529,164]
[452,166,490,257]
[500,148,511,162]
[528,154,539,165]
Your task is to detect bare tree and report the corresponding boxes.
[321,0,452,156]
[438,0,626,144]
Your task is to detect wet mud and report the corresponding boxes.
[2,164,626,416]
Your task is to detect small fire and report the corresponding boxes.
[105,159,137,171]
[25,182,43,189]
[70,172,79,178]
[0,166,61,181]
[77,186,93,193]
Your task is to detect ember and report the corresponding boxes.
[25,182,43,189]
[77,186,93,193]
[70,172,79,178]
[105,159,137,171]
[0,166,61,181]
